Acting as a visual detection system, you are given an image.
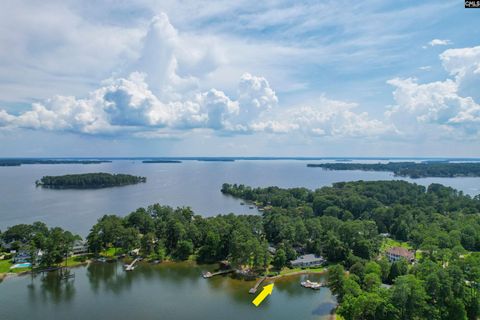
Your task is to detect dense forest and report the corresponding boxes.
[1,222,80,267]
[307,162,480,178]
[222,181,480,319]
[37,173,146,188]
[0,159,111,166]
[2,180,480,319]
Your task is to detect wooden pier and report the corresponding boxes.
[249,276,267,294]
[124,258,140,271]
[202,269,233,278]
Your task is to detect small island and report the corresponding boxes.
[36,173,146,189]
[307,161,480,178]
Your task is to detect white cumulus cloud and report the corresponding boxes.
[386,45,480,139]
[0,72,280,136]
[428,39,451,47]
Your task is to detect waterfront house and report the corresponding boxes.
[72,240,89,255]
[13,251,31,263]
[290,254,325,268]
[386,247,414,263]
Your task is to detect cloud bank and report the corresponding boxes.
[386,45,480,139]
[0,12,479,143]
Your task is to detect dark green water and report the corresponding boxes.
[0,262,336,320]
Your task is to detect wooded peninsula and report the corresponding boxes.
[36,173,146,189]
[2,180,480,319]
[307,161,480,178]
[0,159,111,166]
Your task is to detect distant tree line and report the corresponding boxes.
[307,162,480,178]
[37,173,146,189]
[0,159,111,166]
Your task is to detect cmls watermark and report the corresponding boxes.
[465,0,480,8]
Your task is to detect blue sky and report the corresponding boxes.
[0,0,479,157]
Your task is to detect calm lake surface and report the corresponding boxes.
[0,262,336,320]
[1,159,480,236]
[1,159,480,319]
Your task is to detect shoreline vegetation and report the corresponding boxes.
[142,160,182,163]
[2,180,480,319]
[35,173,147,189]
[0,159,111,166]
[307,161,480,178]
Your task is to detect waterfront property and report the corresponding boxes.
[386,247,414,263]
[12,251,31,263]
[290,254,325,268]
[72,240,89,255]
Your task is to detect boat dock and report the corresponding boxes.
[300,279,324,290]
[124,258,140,271]
[249,276,267,294]
[202,269,233,278]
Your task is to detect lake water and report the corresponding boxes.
[1,159,480,236]
[0,261,336,320]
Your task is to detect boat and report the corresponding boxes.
[301,279,323,290]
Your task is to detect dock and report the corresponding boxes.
[249,276,267,294]
[124,257,140,271]
[202,269,233,278]
[301,279,324,290]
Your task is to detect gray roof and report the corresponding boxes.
[290,254,324,264]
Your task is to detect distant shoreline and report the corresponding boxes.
[307,161,480,178]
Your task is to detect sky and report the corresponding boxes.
[0,0,479,157]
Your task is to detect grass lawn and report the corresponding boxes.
[0,259,12,273]
[100,247,123,257]
[62,255,91,267]
[0,259,31,274]
[278,266,325,276]
[380,238,412,252]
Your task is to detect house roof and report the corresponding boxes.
[387,247,414,259]
[290,254,324,264]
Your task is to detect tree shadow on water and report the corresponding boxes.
[26,272,76,304]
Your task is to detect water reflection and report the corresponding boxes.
[86,261,203,295]
[26,272,76,304]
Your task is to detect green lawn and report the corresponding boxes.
[0,259,12,273]
[380,238,412,252]
[62,255,91,267]
[100,247,123,257]
[0,259,31,274]
[278,266,325,276]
